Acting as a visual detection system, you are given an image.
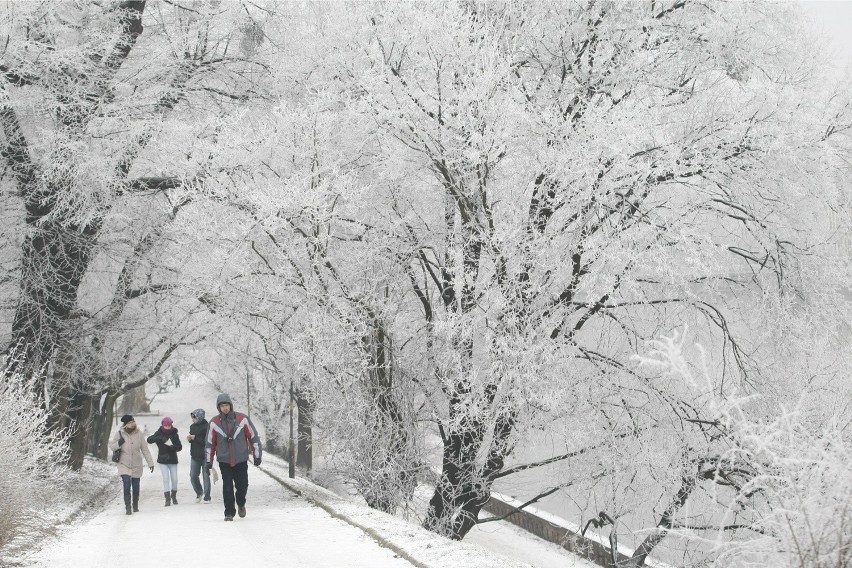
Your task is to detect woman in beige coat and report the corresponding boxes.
[108,414,155,515]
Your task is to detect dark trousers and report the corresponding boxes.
[219,461,249,517]
[120,474,140,498]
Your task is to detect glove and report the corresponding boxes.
[149,466,154,472]
[254,458,261,467]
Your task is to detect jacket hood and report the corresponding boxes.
[191,408,206,421]
[216,394,233,410]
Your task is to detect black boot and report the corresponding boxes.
[170,490,178,505]
[164,492,171,507]
[132,494,139,513]
[124,494,132,515]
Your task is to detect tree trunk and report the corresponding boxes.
[423,369,516,539]
[625,469,700,567]
[424,426,489,539]
[119,384,149,414]
[265,434,286,456]
[420,214,500,539]
[89,391,120,460]
[356,315,417,514]
[66,393,97,470]
[296,391,313,472]
[45,345,98,470]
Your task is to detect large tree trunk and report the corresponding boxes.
[420,168,557,539]
[46,339,100,470]
[423,399,515,539]
[424,429,485,539]
[421,216,499,538]
[44,343,92,470]
[8,223,98,387]
[418,199,524,539]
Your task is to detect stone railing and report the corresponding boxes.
[483,492,674,568]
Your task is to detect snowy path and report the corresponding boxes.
[14,378,599,568]
[27,465,415,567]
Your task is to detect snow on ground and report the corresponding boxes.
[9,376,597,568]
[23,463,414,567]
[263,455,597,568]
[466,514,598,568]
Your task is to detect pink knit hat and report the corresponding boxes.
[161,416,173,427]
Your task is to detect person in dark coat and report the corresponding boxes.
[186,408,212,503]
[147,416,183,506]
[108,415,155,515]
[205,394,262,521]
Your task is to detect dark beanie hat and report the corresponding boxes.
[120,414,134,425]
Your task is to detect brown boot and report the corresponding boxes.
[164,492,171,507]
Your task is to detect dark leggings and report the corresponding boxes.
[121,474,140,498]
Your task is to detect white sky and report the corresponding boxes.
[799,0,852,66]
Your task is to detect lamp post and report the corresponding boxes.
[288,379,296,479]
[246,367,251,419]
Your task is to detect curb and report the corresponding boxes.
[259,466,432,568]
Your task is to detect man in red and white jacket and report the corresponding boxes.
[205,393,262,521]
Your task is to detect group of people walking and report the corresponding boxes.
[109,393,263,522]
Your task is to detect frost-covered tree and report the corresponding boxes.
[155,1,852,548]
[0,0,274,464]
[203,0,852,546]
[625,330,852,568]
[358,1,852,542]
[2,1,157,383]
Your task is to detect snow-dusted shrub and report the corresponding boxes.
[312,361,424,515]
[717,412,852,568]
[0,363,70,550]
[636,331,852,568]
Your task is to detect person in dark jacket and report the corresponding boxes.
[147,416,183,506]
[187,408,211,503]
[205,394,262,521]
